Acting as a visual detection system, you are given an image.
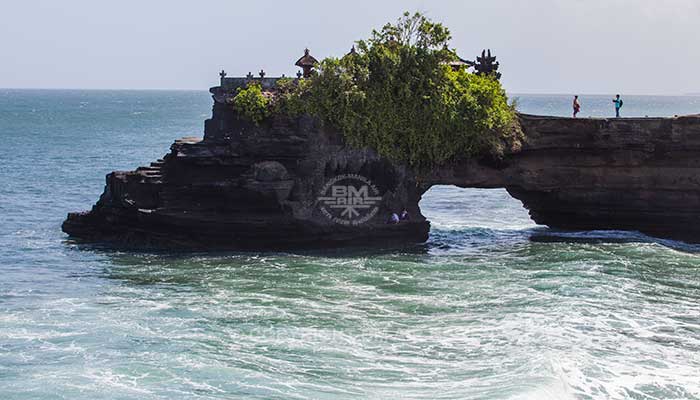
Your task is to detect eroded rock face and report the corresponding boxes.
[427,114,700,242]
[62,94,700,248]
[62,101,429,249]
[507,114,700,241]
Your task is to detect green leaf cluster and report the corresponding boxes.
[231,83,270,124]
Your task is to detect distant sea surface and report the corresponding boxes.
[1,90,699,400]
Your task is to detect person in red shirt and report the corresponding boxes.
[573,95,581,118]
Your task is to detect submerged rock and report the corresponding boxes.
[62,92,700,248]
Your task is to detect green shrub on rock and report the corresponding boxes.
[231,83,269,124]
[271,77,312,117]
[238,12,521,167]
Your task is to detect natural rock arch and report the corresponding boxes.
[63,97,700,248]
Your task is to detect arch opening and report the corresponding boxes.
[419,186,537,233]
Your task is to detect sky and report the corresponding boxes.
[0,0,698,94]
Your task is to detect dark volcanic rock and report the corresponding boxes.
[62,94,700,248]
[62,100,429,250]
[427,114,700,242]
[507,114,700,241]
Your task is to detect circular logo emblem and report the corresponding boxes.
[317,174,381,225]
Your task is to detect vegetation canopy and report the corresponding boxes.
[233,12,521,167]
[231,83,270,124]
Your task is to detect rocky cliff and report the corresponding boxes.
[62,98,430,249]
[62,92,700,248]
[500,114,700,242]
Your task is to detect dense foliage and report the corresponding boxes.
[231,83,269,124]
[237,12,520,167]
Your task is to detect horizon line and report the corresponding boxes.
[0,87,698,97]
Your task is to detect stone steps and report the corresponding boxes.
[136,161,165,184]
[175,136,202,145]
[136,166,161,172]
[135,161,164,183]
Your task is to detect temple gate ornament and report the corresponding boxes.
[474,49,501,80]
[295,48,318,78]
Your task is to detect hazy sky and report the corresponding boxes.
[1,0,698,94]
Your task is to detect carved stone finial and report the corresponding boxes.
[259,69,266,78]
[219,69,227,79]
[295,48,318,78]
[296,70,303,79]
[474,48,501,80]
[246,71,254,80]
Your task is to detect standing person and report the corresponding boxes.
[612,94,623,118]
[386,212,399,225]
[573,95,581,118]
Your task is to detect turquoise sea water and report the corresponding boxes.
[1,90,699,399]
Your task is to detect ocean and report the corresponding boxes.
[1,89,699,399]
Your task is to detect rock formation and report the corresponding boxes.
[62,87,700,248]
[503,114,700,242]
[62,96,430,249]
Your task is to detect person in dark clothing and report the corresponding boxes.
[400,209,410,221]
[613,94,624,118]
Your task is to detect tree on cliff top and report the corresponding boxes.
[238,12,521,167]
